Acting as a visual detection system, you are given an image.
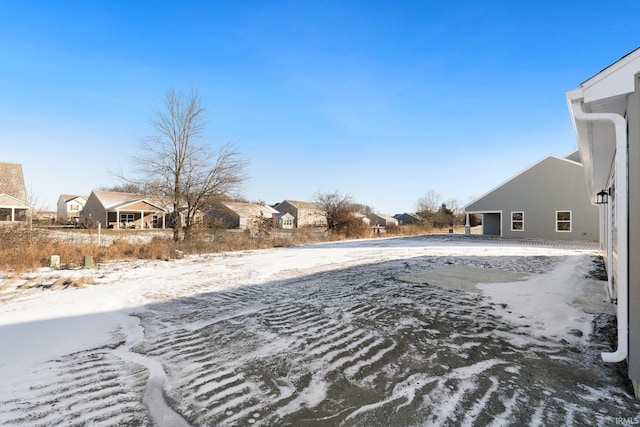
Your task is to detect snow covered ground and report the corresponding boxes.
[1,235,639,426]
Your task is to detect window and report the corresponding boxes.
[121,213,134,223]
[511,212,524,231]
[556,211,572,232]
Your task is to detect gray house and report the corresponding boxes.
[275,200,327,228]
[394,212,420,225]
[208,201,279,230]
[0,162,31,222]
[80,191,168,229]
[566,47,640,397]
[367,213,399,227]
[464,152,598,240]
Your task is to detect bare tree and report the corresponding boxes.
[137,87,247,241]
[416,190,441,225]
[100,182,145,194]
[314,191,366,237]
[417,190,441,213]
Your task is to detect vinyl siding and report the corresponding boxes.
[466,156,598,240]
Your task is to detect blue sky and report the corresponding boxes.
[1,1,639,214]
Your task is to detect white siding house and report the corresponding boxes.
[57,194,87,225]
[566,47,640,397]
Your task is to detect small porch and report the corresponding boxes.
[0,194,31,223]
[106,200,167,230]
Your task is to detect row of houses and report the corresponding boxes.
[54,191,404,231]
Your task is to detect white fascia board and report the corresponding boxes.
[580,49,640,103]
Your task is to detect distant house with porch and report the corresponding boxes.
[275,200,327,228]
[0,162,31,223]
[207,201,280,230]
[57,194,87,225]
[80,191,167,229]
[464,151,598,240]
[566,47,640,397]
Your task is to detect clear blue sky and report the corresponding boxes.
[1,1,639,214]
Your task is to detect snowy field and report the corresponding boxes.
[1,235,639,426]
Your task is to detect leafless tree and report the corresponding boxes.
[415,190,441,225]
[137,88,247,241]
[314,191,366,236]
[417,190,441,213]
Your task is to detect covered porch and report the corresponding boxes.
[107,200,167,230]
[0,194,31,223]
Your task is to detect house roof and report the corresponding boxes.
[0,162,27,201]
[464,154,583,211]
[91,191,167,212]
[220,201,279,218]
[566,47,640,196]
[60,194,87,203]
[0,193,31,208]
[369,213,398,222]
[281,200,320,210]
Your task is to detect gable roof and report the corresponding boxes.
[281,200,320,210]
[368,213,398,222]
[90,191,167,211]
[0,193,31,208]
[219,201,279,218]
[0,162,27,201]
[464,154,583,210]
[60,194,87,203]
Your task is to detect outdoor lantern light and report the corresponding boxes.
[596,189,609,204]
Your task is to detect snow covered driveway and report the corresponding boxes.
[1,235,639,426]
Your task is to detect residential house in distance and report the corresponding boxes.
[275,211,295,229]
[275,200,327,228]
[208,201,279,229]
[352,212,371,227]
[566,47,640,397]
[57,194,87,225]
[367,213,399,228]
[394,212,420,225]
[463,151,598,240]
[80,191,167,229]
[0,162,31,223]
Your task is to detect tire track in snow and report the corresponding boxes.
[0,341,150,426]
[112,311,190,427]
[4,251,636,426]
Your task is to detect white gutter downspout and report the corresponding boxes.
[571,100,628,363]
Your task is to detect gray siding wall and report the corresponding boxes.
[79,193,106,227]
[466,157,598,240]
[275,201,299,227]
[483,213,501,235]
[627,79,640,382]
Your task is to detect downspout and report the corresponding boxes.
[571,100,628,363]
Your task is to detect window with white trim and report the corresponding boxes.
[556,211,572,232]
[511,211,524,231]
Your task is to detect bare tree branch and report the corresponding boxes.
[135,87,247,240]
